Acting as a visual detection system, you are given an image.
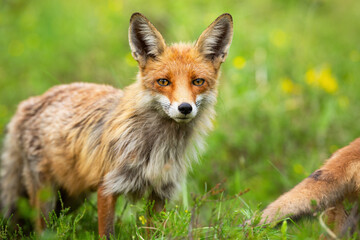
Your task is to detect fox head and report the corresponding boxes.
[129,13,233,123]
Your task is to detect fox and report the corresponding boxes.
[0,13,233,238]
[259,138,360,236]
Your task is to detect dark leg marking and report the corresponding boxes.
[309,170,323,181]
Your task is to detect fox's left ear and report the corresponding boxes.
[196,14,233,67]
[128,13,166,68]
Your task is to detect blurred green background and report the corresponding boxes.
[1,0,360,238]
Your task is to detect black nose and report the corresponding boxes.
[178,102,192,115]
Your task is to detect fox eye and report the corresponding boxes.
[192,78,205,86]
[157,78,170,86]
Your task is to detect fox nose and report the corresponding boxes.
[178,102,192,115]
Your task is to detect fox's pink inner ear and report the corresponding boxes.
[128,13,166,67]
[196,14,233,66]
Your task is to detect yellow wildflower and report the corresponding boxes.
[233,56,246,70]
[139,215,147,225]
[319,67,338,93]
[305,69,317,85]
[280,78,299,94]
[305,65,338,94]
[269,29,288,48]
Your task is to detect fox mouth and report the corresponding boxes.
[174,117,192,123]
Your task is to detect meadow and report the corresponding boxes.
[1,0,360,239]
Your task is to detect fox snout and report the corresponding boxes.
[169,101,198,123]
[157,96,201,123]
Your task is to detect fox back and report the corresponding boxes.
[0,13,233,236]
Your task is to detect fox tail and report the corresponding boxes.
[0,122,25,219]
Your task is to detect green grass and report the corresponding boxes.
[1,0,360,239]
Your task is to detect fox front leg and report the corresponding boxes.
[145,191,166,237]
[148,191,166,214]
[97,185,118,239]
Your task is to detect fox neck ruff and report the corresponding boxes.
[102,83,217,200]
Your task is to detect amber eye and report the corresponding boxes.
[157,79,170,86]
[192,78,205,86]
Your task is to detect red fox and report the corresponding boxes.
[259,138,360,236]
[0,13,233,238]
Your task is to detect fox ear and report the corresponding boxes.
[129,13,166,67]
[196,14,233,67]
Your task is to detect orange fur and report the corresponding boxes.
[142,44,218,104]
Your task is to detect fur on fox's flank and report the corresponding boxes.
[259,138,360,236]
[0,13,233,237]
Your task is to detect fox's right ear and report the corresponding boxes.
[129,13,166,68]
